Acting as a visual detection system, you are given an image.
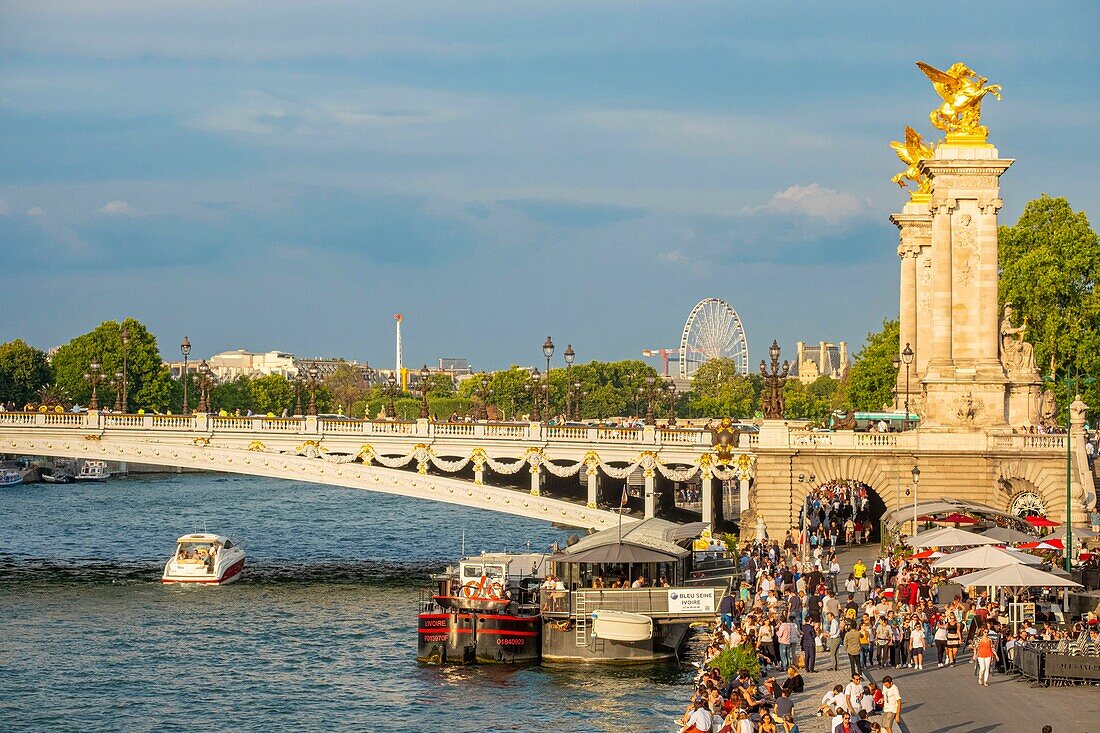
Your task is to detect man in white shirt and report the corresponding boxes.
[679,700,711,733]
[844,673,864,715]
[881,675,902,733]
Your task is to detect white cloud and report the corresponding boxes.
[26,206,45,217]
[98,199,137,216]
[751,183,869,226]
[660,250,690,263]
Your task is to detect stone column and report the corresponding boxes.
[644,470,656,518]
[529,467,540,496]
[701,474,714,526]
[919,141,1013,427]
[890,196,931,402]
[739,478,750,520]
[587,469,598,508]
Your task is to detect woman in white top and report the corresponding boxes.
[909,622,926,670]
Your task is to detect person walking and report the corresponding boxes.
[826,612,842,671]
[801,619,817,673]
[909,619,926,670]
[777,615,793,669]
[975,629,998,686]
[933,619,948,666]
[844,623,863,676]
[880,676,902,733]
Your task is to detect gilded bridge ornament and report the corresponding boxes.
[710,417,740,463]
[890,125,935,195]
[916,61,1002,141]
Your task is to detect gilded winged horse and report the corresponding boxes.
[890,125,935,193]
[916,61,1002,136]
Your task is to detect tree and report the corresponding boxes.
[211,376,252,413]
[999,195,1100,416]
[249,374,297,415]
[686,358,759,418]
[422,372,457,397]
[325,364,369,413]
[837,319,899,411]
[0,339,51,407]
[49,318,174,411]
[784,377,840,423]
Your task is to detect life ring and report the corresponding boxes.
[461,577,506,601]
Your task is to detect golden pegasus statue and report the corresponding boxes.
[916,61,1002,140]
[890,125,935,194]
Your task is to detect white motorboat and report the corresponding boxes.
[0,468,23,487]
[75,460,111,482]
[590,609,653,642]
[162,533,246,585]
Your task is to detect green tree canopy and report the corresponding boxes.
[685,358,759,418]
[324,363,369,413]
[784,377,841,423]
[837,319,899,411]
[49,318,174,411]
[0,339,52,407]
[999,195,1100,414]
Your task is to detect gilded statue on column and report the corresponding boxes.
[916,61,1002,141]
[890,125,935,195]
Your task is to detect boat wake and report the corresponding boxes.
[0,556,444,586]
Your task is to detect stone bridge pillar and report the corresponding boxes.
[891,195,931,408]
[701,475,714,526]
[587,470,598,508]
[644,471,656,518]
[920,140,1013,427]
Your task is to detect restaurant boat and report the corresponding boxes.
[75,460,111,482]
[162,533,246,585]
[418,519,740,665]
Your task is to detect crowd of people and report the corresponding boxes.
[799,482,877,550]
[675,537,1091,733]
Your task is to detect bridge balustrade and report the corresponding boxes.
[0,412,38,425]
[595,427,642,442]
[482,423,528,438]
[656,428,708,445]
[151,416,194,429]
[43,413,86,426]
[434,422,476,437]
[365,420,417,435]
[210,417,256,431]
[104,415,146,428]
[544,425,588,440]
[315,418,361,434]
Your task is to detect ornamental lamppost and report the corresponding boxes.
[293,373,305,417]
[542,336,555,415]
[181,336,192,415]
[384,372,399,419]
[119,326,130,413]
[641,374,660,425]
[569,380,582,421]
[305,364,322,416]
[197,360,214,413]
[473,372,492,421]
[665,382,678,426]
[563,344,575,418]
[901,343,914,429]
[910,465,921,538]
[112,370,124,412]
[526,369,541,422]
[84,360,103,411]
[419,365,431,419]
[759,340,790,419]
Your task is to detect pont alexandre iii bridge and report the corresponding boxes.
[1,409,1092,534]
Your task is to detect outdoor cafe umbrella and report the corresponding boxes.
[937,512,979,524]
[1017,539,1065,552]
[1024,515,1060,528]
[908,549,946,560]
[951,563,1083,598]
[908,527,1000,548]
[980,526,1037,544]
[931,545,1043,570]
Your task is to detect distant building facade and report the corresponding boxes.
[791,341,849,384]
[438,357,472,376]
[207,350,299,382]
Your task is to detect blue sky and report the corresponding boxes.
[1,2,1097,371]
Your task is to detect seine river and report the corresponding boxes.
[0,473,694,732]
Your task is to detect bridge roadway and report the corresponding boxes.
[0,411,1086,532]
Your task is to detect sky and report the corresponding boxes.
[1,2,1097,372]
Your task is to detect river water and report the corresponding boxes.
[0,473,696,732]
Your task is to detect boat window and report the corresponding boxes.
[224,540,234,549]
[462,565,483,578]
[484,565,505,578]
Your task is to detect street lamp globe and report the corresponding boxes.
[564,344,575,365]
[543,337,555,359]
[181,336,191,358]
[891,353,901,371]
[911,465,921,483]
[769,339,780,362]
[901,343,914,365]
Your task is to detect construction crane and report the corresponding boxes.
[641,348,680,377]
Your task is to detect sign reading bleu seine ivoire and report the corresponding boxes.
[668,589,715,614]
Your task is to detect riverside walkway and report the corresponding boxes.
[777,547,1100,733]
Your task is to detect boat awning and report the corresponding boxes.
[552,543,683,565]
[552,518,691,565]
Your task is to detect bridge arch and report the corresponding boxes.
[3,435,631,530]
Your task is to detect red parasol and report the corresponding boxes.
[1024,515,1060,528]
[938,513,979,524]
[908,549,946,560]
[1017,539,1065,551]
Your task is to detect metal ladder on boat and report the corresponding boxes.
[574,590,587,647]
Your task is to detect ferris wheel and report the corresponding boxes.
[678,298,749,379]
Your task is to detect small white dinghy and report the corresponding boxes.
[162,533,245,585]
[590,609,653,642]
